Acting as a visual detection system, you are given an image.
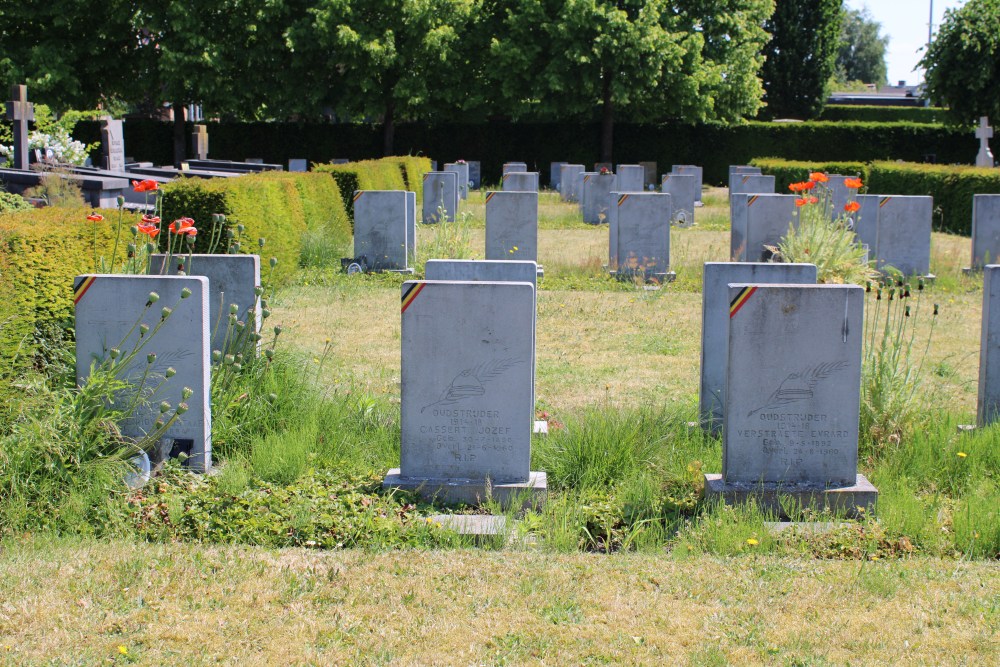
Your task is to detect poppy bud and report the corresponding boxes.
[182,387,193,400]
[165,367,176,378]
[180,287,192,299]
[146,353,156,364]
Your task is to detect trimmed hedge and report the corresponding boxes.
[314,158,412,221]
[817,105,949,124]
[752,158,1000,235]
[0,207,141,374]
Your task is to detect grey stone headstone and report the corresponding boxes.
[100,118,126,172]
[467,161,481,189]
[699,262,818,434]
[501,172,539,192]
[614,165,645,193]
[485,191,538,261]
[333,158,350,165]
[609,192,674,281]
[502,162,527,175]
[549,162,568,190]
[824,175,856,217]
[582,172,616,224]
[672,165,703,203]
[560,164,585,202]
[852,194,881,255]
[148,254,262,356]
[74,274,211,471]
[575,171,596,210]
[246,158,264,164]
[406,191,417,265]
[729,165,761,179]
[639,161,657,187]
[191,124,209,160]
[870,195,933,277]
[979,265,1000,425]
[387,280,546,505]
[970,195,1000,269]
[422,171,459,224]
[723,284,864,486]
[729,174,775,196]
[353,190,411,271]
[288,159,308,172]
[444,163,469,200]
[730,194,799,261]
[660,173,697,226]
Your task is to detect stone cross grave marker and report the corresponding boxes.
[672,165,703,203]
[699,262,818,434]
[614,165,645,193]
[485,191,538,261]
[5,85,34,171]
[422,171,458,224]
[704,284,877,516]
[730,194,799,262]
[444,162,469,200]
[75,274,212,471]
[191,124,209,160]
[549,162,568,191]
[979,265,1000,426]
[608,192,675,282]
[502,171,539,192]
[729,174,775,196]
[582,172,616,224]
[384,280,546,506]
[100,117,126,172]
[148,254,262,356]
[976,117,994,168]
[560,164,585,202]
[660,173,697,226]
[969,195,1000,271]
[352,190,413,272]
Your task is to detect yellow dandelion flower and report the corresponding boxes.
[746,538,759,546]
[957,451,968,458]
[870,555,880,561]
[512,246,518,251]
[118,646,128,656]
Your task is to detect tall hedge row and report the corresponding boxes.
[752,158,1000,235]
[313,158,419,221]
[78,119,976,188]
[817,105,949,124]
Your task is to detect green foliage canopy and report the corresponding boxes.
[835,7,888,86]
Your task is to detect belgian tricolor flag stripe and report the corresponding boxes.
[748,195,759,207]
[73,276,97,305]
[401,283,425,313]
[729,285,757,319]
[485,192,496,204]
[617,194,629,206]
[353,191,364,202]
[879,196,891,208]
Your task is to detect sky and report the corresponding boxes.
[846,0,968,86]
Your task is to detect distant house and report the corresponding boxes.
[828,81,929,107]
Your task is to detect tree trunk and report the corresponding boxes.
[172,100,186,167]
[382,98,395,157]
[600,69,614,164]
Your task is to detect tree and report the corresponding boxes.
[835,7,888,86]
[920,0,1000,125]
[760,0,843,119]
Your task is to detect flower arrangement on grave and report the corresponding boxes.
[775,171,878,285]
[0,104,97,167]
[599,166,612,175]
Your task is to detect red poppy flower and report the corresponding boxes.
[802,181,816,190]
[132,179,158,193]
[788,181,807,193]
[141,214,161,225]
[844,177,863,189]
[844,201,861,213]
[86,213,104,222]
[809,172,829,183]
[795,198,809,207]
[137,223,160,238]
[168,218,197,236]
[808,196,819,204]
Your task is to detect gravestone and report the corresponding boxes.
[560,164,585,202]
[502,162,527,175]
[968,195,1000,271]
[100,117,126,172]
[594,162,612,173]
[869,196,934,278]
[730,174,775,196]
[147,254,262,356]
[672,165,703,203]
[979,265,1000,425]
[191,124,209,160]
[444,162,469,200]
[582,172,616,224]
[246,158,264,164]
[576,171,596,211]
[485,191,538,261]
[976,117,994,168]
[468,161,482,189]
[824,174,856,217]
[352,190,412,272]
[5,85,34,171]
[704,284,877,516]
[660,173,697,226]
[730,194,799,261]
[384,280,546,506]
[699,262,819,434]
[502,172,539,192]
[74,274,212,472]
[422,171,459,223]
[729,165,761,179]
[550,162,568,191]
[614,165,645,193]
[852,194,881,257]
[639,161,658,188]
[288,159,308,172]
[609,192,675,282]
[406,191,417,265]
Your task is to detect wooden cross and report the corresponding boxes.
[5,85,34,171]
[976,117,995,168]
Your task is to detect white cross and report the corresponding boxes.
[976,116,994,168]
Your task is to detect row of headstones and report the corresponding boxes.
[556,163,702,225]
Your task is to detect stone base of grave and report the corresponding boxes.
[957,424,977,433]
[608,270,676,284]
[428,514,507,537]
[703,473,878,519]
[384,469,547,509]
[386,268,416,275]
